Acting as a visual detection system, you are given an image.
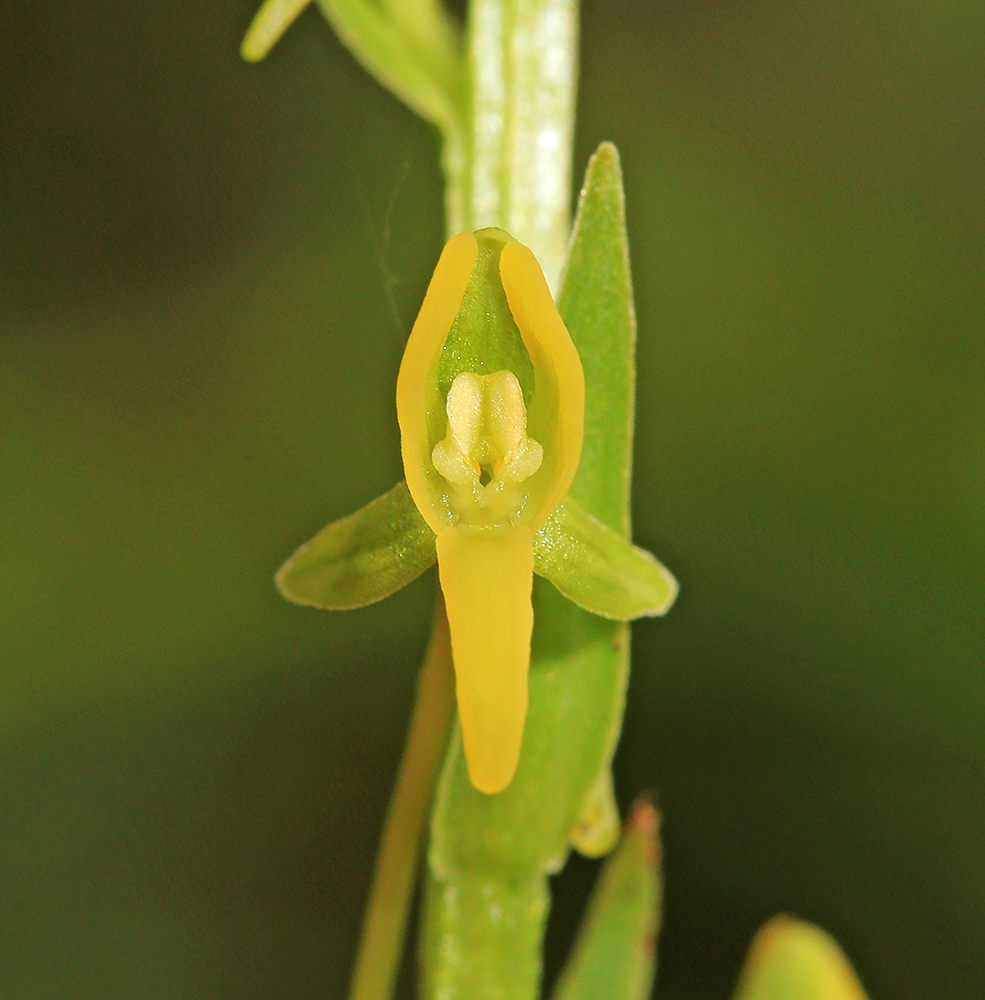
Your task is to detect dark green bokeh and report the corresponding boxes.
[2,1,982,998]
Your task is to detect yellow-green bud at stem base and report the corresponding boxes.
[396,230,585,793]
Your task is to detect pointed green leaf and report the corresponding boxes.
[276,480,436,610]
[732,917,870,1000]
[533,496,678,620]
[313,0,463,132]
[378,0,460,92]
[551,797,662,1000]
[242,0,462,132]
[558,142,638,535]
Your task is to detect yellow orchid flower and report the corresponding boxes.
[396,228,585,794]
[276,221,676,797]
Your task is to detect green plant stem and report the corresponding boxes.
[446,0,579,286]
[348,601,456,1000]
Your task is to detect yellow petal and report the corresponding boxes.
[499,240,585,530]
[436,525,535,794]
[396,231,478,533]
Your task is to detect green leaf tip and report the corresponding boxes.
[552,796,662,1000]
[733,916,870,1000]
[275,480,436,610]
[534,497,678,620]
[241,0,314,62]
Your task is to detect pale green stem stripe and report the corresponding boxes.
[460,0,579,285]
[347,603,456,1000]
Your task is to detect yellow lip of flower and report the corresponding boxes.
[396,229,585,793]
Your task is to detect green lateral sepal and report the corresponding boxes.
[533,496,678,620]
[275,480,436,610]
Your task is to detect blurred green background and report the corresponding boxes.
[2,0,983,997]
